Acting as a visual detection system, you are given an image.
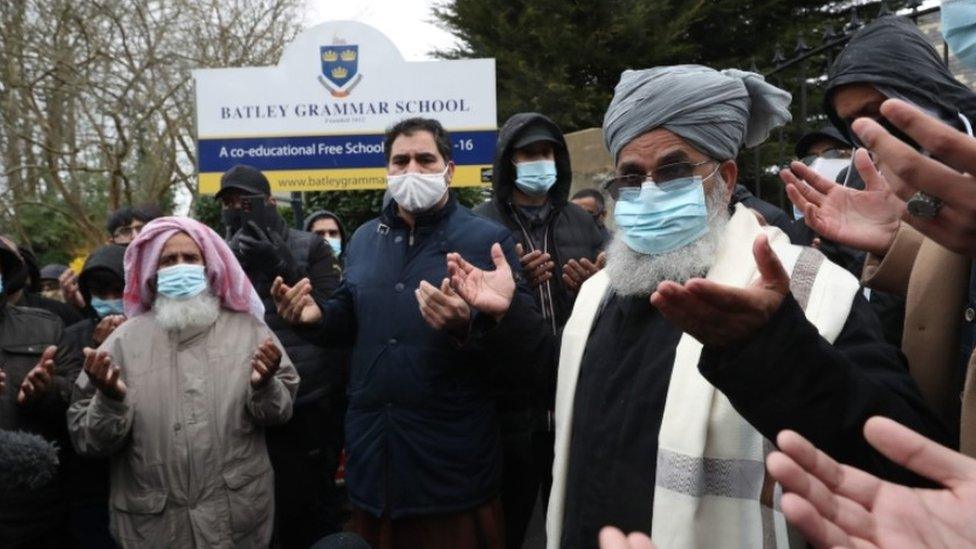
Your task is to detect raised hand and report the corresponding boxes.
[766,416,976,549]
[562,252,606,292]
[850,98,976,257]
[271,276,323,325]
[447,243,516,322]
[598,527,657,549]
[651,234,789,347]
[781,149,904,257]
[17,345,57,405]
[415,278,471,336]
[59,269,85,309]
[92,315,126,345]
[515,242,553,288]
[250,337,282,389]
[82,347,126,401]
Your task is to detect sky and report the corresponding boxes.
[304,0,461,60]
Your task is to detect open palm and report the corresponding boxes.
[781,150,904,257]
[446,243,515,320]
[767,416,976,548]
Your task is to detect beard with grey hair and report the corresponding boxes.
[604,178,732,297]
[154,290,221,332]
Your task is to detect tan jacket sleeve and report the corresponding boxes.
[67,370,133,457]
[861,222,925,297]
[245,330,299,426]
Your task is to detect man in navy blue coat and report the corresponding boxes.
[272,118,547,548]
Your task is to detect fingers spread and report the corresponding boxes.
[779,493,856,549]
[863,416,976,487]
[852,116,963,203]
[881,98,976,181]
[776,430,882,510]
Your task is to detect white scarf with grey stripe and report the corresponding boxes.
[546,204,859,548]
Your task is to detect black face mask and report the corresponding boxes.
[221,208,243,238]
[1,262,28,297]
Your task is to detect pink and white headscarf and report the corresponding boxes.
[122,216,264,320]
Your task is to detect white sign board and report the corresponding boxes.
[193,21,496,193]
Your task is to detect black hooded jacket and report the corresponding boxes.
[474,113,606,332]
[64,244,126,351]
[230,211,346,455]
[62,244,125,508]
[826,16,976,138]
[0,241,81,536]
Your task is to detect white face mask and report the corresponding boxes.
[809,157,849,184]
[386,166,450,213]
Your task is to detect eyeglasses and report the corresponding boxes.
[603,160,717,200]
[111,225,143,244]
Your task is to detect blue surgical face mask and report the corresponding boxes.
[613,175,710,255]
[91,296,124,318]
[514,160,557,196]
[943,0,976,69]
[156,264,207,300]
[325,237,342,257]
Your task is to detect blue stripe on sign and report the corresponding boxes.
[198,130,497,173]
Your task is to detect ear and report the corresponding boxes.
[445,161,456,187]
[267,196,277,206]
[720,160,738,194]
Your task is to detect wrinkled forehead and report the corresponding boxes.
[157,232,204,266]
[615,128,710,173]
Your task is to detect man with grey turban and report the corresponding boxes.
[438,65,947,549]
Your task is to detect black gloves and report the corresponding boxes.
[236,221,302,284]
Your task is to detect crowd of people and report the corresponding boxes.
[2,10,976,549]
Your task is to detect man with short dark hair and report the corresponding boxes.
[216,164,344,548]
[59,205,162,311]
[273,117,545,548]
[571,189,609,231]
[105,204,161,246]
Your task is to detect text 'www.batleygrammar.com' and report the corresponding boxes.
[277,175,387,190]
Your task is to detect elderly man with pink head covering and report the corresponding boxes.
[67,217,299,548]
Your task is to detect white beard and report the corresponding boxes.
[604,182,732,297]
[154,291,221,332]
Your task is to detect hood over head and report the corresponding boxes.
[492,113,572,207]
[303,209,348,247]
[826,16,976,140]
[78,244,126,306]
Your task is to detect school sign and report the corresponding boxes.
[193,21,497,193]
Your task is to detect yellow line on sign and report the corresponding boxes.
[198,165,492,194]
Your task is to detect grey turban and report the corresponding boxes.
[602,64,793,163]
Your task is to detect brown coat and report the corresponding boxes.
[862,223,975,455]
[68,309,299,548]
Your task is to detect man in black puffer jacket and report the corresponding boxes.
[217,165,345,548]
[0,238,81,548]
[473,113,605,549]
